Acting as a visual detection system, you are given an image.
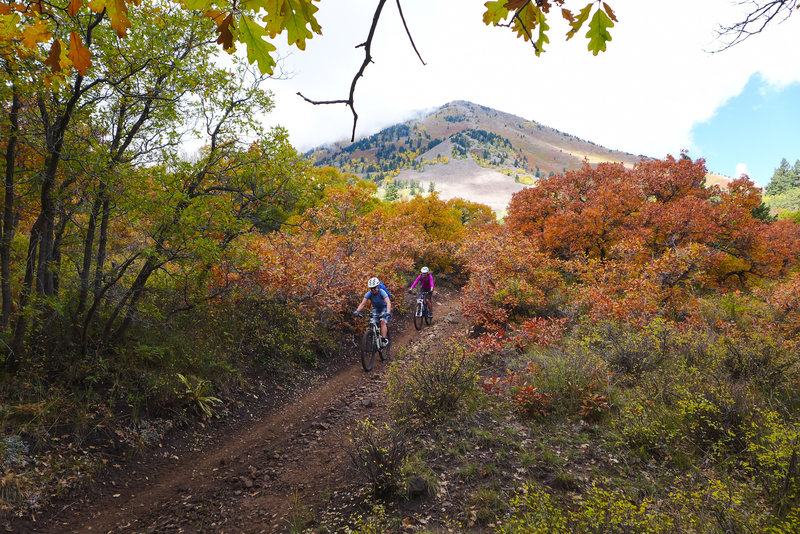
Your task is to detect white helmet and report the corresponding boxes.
[367,277,380,288]
[421,266,430,274]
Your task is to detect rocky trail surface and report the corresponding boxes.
[28,288,465,533]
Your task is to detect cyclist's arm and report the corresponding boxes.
[355,296,369,313]
[429,274,434,291]
[384,296,391,315]
[409,275,421,290]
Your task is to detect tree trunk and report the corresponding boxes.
[1,88,20,329]
[93,195,110,298]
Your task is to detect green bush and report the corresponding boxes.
[745,409,800,515]
[526,344,612,417]
[347,419,407,498]
[713,333,799,400]
[670,477,768,533]
[386,339,478,424]
[500,483,673,533]
[569,319,673,377]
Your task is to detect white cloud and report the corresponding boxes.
[260,0,800,158]
[735,163,749,178]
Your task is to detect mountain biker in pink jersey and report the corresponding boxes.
[408,266,434,317]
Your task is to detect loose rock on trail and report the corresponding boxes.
[30,288,465,533]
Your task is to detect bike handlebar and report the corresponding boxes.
[354,310,390,318]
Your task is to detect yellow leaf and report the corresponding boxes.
[89,0,131,37]
[68,31,92,75]
[0,13,21,44]
[21,19,51,49]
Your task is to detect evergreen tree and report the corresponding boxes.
[428,182,436,193]
[384,182,399,202]
[765,158,800,195]
[751,201,776,222]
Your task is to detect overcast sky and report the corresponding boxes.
[260,0,800,187]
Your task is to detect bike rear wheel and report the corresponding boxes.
[361,328,376,371]
[414,302,423,330]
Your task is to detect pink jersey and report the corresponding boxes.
[410,273,434,291]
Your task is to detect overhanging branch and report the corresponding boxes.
[297,0,426,142]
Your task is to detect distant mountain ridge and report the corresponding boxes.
[309,100,643,178]
[305,101,646,210]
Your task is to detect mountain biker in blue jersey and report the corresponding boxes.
[408,266,434,317]
[354,277,391,347]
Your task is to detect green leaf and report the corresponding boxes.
[282,0,318,49]
[586,8,613,55]
[534,8,549,56]
[256,0,320,48]
[181,0,215,10]
[566,3,592,41]
[239,15,277,74]
[483,0,509,26]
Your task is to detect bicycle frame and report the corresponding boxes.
[368,313,382,349]
[415,294,426,316]
[360,311,389,371]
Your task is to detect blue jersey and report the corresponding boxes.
[364,288,390,311]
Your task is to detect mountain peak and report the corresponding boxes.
[306,102,644,210]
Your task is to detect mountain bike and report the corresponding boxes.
[413,290,433,330]
[354,311,390,371]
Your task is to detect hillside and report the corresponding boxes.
[307,100,646,209]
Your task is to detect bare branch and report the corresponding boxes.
[297,0,390,142]
[396,0,426,65]
[713,0,798,51]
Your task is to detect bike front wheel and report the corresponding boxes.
[414,302,423,330]
[362,329,376,371]
[379,328,390,361]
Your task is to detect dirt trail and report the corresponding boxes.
[33,288,465,533]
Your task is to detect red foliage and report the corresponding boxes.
[482,362,553,418]
[499,155,800,325]
[458,225,564,330]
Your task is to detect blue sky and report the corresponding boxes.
[691,75,800,187]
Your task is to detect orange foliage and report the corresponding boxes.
[764,272,800,337]
[507,156,800,290]
[385,193,468,273]
[238,186,424,326]
[458,225,564,330]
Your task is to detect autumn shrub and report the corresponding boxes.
[764,272,800,338]
[457,225,565,330]
[482,362,553,419]
[347,419,407,498]
[385,338,479,424]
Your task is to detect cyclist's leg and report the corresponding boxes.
[380,316,389,339]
